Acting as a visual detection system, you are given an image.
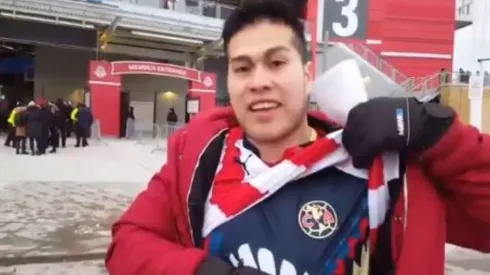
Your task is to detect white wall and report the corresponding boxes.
[453,23,490,72]
[122,74,187,125]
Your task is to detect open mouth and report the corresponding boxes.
[248,101,281,112]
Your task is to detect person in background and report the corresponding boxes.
[65,100,74,138]
[166,107,179,135]
[70,103,79,140]
[73,103,93,147]
[126,106,136,138]
[25,101,42,155]
[439,68,449,85]
[464,70,472,83]
[13,105,28,155]
[166,107,178,125]
[458,68,465,83]
[4,102,21,147]
[55,98,69,148]
[128,106,135,120]
[0,97,10,134]
[38,102,54,154]
[46,102,60,153]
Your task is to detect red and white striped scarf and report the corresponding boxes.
[203,127,399,253]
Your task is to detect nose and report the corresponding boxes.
[249,65,272,93]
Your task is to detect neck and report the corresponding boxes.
[249,119,312,163]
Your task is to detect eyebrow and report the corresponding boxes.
[229,46,291,63]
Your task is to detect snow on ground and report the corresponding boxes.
[0,137,166,186]
[0,136,489,274]
[0,137,167,274]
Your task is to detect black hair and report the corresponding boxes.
[222,0,308,63]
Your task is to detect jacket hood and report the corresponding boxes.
[26,105,39,111]
[13,106,26,112]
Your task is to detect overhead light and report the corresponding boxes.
[0,12,94,29]
[0,44,15,51]
[131,31,203,45]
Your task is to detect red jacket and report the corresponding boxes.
[106,107,490,275]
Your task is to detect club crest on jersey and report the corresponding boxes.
[298,200,338,239]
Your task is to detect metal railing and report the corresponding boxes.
[343,42,409,87]
[440,71,490,87]
[390,73,441,98]
[105,0,235,20]
[125,119,184,153]
[90,119,108,145]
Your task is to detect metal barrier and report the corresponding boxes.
[343,42,409,87]
[441,71,490,87]
[127,120,184,153]
[90,119,108,146]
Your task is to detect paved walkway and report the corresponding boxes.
[0,138,164,274]
[0,260,106,275]
[0,137,489,274]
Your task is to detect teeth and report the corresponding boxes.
[250,102,279,111]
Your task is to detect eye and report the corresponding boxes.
[233,66,250,73]
[271,60,286,68]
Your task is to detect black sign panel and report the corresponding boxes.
[323,0,368,39]
[0,18,97,49]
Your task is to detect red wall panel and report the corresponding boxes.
[321,0,455,77]
[385,57,452,78]
[367,0,456,77]
[366,0,386,39]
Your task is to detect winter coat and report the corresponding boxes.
[26,105,42,138]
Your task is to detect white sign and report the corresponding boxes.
[332,0,359,37]
[187,99,200,114]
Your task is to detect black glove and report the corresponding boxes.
[197,256,270,275]
[342,97,455,169]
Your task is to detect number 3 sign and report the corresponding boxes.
[323,0,368,39]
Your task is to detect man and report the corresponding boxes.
[106,2,490,275]
[39,102,54,154]
[439,68,449,85]
[4,102,21,147]
[73,103,93,147]
[44,102,61,153]
[25,101,42,155]
[13,105,28,155]
[166,107,179,135]
[55,99,69,148]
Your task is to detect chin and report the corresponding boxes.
[244,125,288,143]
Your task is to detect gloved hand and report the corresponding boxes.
[342,97,455,168]
[197,256,270,275]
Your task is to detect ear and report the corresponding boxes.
[304,61,313,95]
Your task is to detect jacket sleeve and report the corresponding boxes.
[105,136,207,274]
[422,118,490,252]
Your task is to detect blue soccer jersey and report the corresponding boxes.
[206,167,370,275]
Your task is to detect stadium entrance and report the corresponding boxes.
[87,60,217,137]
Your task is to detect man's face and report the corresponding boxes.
[227,20,312,142]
